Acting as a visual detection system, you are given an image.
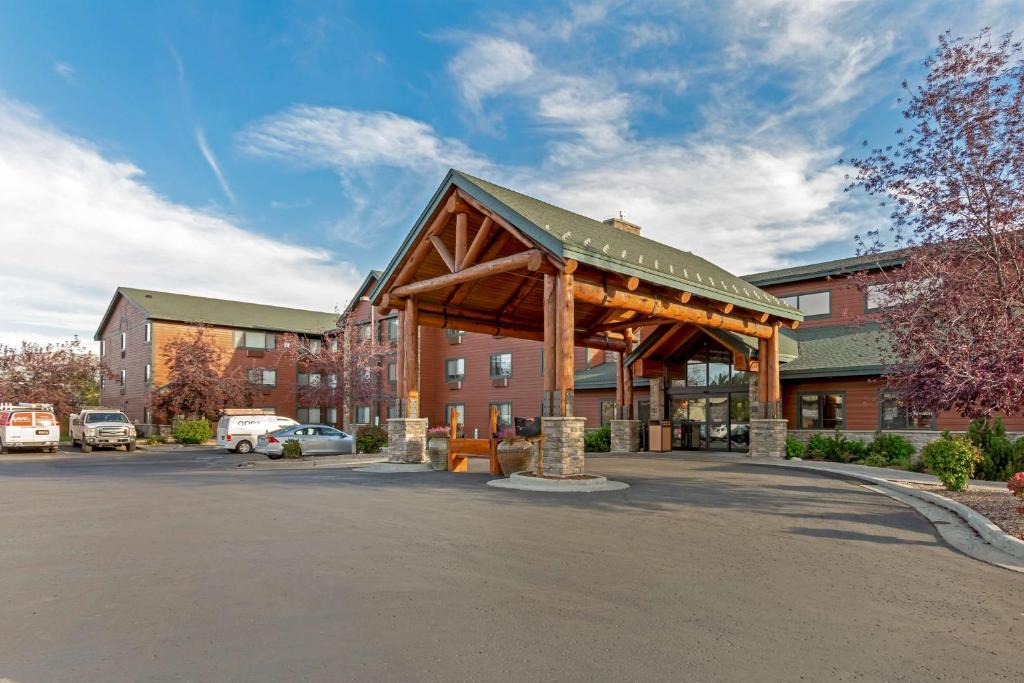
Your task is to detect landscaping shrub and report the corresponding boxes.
[356,425,388,454]
[172,418,212,445]
[145,434,167,446]
[584,425,611,452]
[921,433,982,491]
[805,431,864,463]
[1007,472,1024,515]
[866,431,915,468]
[785,436,805,459]
[282,439,303,459]
[968,417,1024,481]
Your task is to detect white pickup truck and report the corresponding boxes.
[70,409,137,453]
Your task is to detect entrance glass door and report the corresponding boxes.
[706,395,729,451]
[668,391,750,452]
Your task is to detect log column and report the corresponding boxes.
[751,322,785,457]
[610,328,641,452]
[387,297,427,464]
[541,269,585,475]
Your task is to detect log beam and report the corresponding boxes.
[460,217,493,270]
[574,279,774,339]
[417,310,625,352]
[386,194,453,294]
[430,235,457,273]
[392,249,543,299]
[455,189,534,249]
[454,212,468,269]
[448,231,513,306]
[633,358,664,378]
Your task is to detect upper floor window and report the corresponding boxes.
[330,338,339,353]
[879,390,934,430]
[356,323,372,342]
[120,332,126,351]
[100,340,105,357]
[327,373,338,389]
[387,362,397,384]
[144,322,151,343]
[489,352,512,378]
[237,331,275,350]
[446,358,465,382]
[779,290,831,318]
[248,368,277,387]
[866,283,898,311]
[144,364,151,383]
[379,317,398,342]
[307,338,322,354]
[119,369,126,386]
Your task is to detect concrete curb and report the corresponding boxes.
[353,462,432,473]
[238,457,386,470]
[487,472,630,493]
[754,460,1024,562]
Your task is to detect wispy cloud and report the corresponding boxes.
[0,98,361,347]
[622,22,679,50]
[449,37,536,117]
[194,127,236,204]
[53,61,74,81]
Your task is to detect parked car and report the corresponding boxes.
[69,409,136,452]
[256,424,355,459]
[0,402,60,454]
[216,414,298,454]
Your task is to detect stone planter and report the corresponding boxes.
[497,438,534,477]
[427,437,449,471]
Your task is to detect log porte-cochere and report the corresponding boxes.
[370,170,803,474]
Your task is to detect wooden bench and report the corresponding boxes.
[447,406,501,475]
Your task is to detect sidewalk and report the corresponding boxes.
[746,456,1006,489]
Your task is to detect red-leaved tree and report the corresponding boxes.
[847,29,1024,418]
[151,327,255,420]
[0,338,103,425]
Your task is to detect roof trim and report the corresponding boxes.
[343,270,383,316]
[744,250,907,287]
[781,366,883,379]
[94,289,132,341]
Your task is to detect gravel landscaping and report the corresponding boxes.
[904,481,1024,539]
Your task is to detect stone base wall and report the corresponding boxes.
[541,417,586,476]
[750,419,787,458]
[610,419,642,453]
[387,418,428,463]
[788,429,1024,453]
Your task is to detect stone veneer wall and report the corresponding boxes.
[649,377,665,421]
[750,419,787,457]
[610,419,641,452]
[541,417,586,476]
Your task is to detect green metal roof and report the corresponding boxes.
[95,287,340,340]
[343,270,383,315]
[371,170,801,322]
[574,362,650,391]
[780,324,892,378]
[744,249,907,287]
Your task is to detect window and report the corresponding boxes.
[297,407,322,424]
[144,322,151,343]
[238,331,272,350]
[307,338,322,354]
[327,373,337,389]
[120,332,126,351]
[144,364,151,383]
[330,338,339,353]
[356,323,372,342]
[310,373,321,386]
[355,405,370,424]
[489,352,512,378]
[387,362,397,384]
[446,358,465,382]
[879,391,934,429]
[327,407,337,425]
[143,407,150,424]
[119,369,126,385]
[100,340,105,357]
[779,290,831,318]
[798,393,845,429]
[100,376,105,390]
[490,401,513,429]
[866,283,898,311]
[446,403,465,427]
[446,329,464,341]
[248,368,276,387]
[297,372,321,386]
[600,400,617,426]
[379,317,398,342]
[388,403,400,419]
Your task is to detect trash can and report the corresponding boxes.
[649,420,671,452]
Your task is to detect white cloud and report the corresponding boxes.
[627,67,688,94]
[53,61,74,81]
[194,127,236,204]
[622,22,679,49]
[0,99,362,348]
[449,37,536,115]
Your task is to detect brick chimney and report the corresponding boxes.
[603,214,642,235]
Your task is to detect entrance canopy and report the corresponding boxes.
[370,170,802,419]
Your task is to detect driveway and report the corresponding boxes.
[0,449,1019,682]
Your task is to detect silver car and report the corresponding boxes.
[256,424,355,459]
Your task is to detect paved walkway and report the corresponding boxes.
[742,455,1007,488]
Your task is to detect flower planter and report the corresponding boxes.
[497,437,534,477]
[427,437,449,471]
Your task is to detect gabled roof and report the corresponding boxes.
[744,249,907,287]
[574,362,650,390]
[625,323,799,367]
[371,169,801,322]
[95,287,340,340]
[780,324,891,378]
[342,270,383,316]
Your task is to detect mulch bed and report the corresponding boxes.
[902,482,1024,540]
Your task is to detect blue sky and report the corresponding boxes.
[1,0,1021,347]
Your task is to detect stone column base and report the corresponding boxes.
[541,417,586,476]
[387,418,428,463]
[610,419,642,453]
[749,419,787,458]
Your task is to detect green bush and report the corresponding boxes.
[785,436,805,459]
[145,434,167,446]
[866,431,915,468]
[857,453,891,468]
[172,418,212,445]
[282,439,303,459]
[921,433,982,491]
[805,430,864,463]
[968,417,1024,481]
[584,425,611,452]
[356,426,388,454]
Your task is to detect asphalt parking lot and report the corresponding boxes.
[0,447,1019,682]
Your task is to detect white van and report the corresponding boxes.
[0,403,60,454]
[216,414,298,454]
